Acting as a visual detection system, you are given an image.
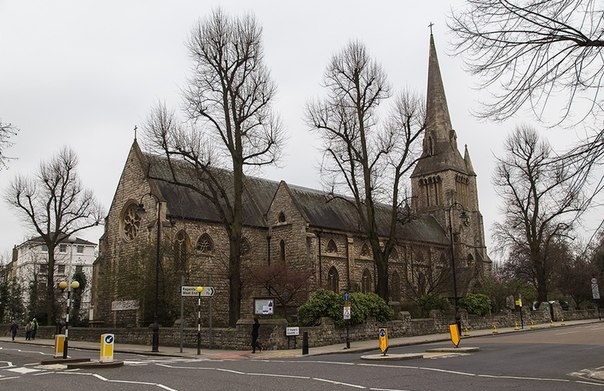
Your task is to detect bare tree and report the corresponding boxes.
[449,0,604,206]
[143,9,284,327]
[306,41,425,301]
[4,147,104,325]
[0,119,18,170]
[492,126,588,302]
[449,0,604,124]
[249,262,311,320]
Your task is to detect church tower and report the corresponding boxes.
[411,32,490,291]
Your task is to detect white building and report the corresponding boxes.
[10,236,97,318]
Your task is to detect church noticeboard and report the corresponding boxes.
[254,298,274,315]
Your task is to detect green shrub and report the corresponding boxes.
[352,292,393,322]
[459,293,491,316]
[416,294,450,317]
[297,289,393,327]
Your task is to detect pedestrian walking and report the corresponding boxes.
[25,321,32,340]
[9,321,18,341]
[251,317,262,353]
[31,318,38,340]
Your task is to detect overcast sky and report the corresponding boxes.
[0,0,600,262]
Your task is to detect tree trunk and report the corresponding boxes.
[228,163,244,327]
[373,244,389,301]
[45,251,56,326]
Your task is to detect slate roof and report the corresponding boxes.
[143,151,448,246]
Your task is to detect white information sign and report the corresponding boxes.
[111,300,139,311]
[592,282,600,300]
[254,298,274,315]
[343,306,351,320]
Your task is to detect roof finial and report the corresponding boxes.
[134,125,138,140]
[428,22,434,35]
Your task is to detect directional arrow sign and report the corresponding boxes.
[181,286,216,297]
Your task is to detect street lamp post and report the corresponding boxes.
[59,279,80,359]
[196,286,203,355]
[137,193,162,353]
[447,202,467,332]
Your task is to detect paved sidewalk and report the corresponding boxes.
[2,318,600,361]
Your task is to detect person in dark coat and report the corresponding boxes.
[251,318,262,353]
[10,321,18,341]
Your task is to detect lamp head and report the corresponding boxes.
[136,203,146,215]
[196,286,203,293]
[59,280,68,290]
[71,281,80,290]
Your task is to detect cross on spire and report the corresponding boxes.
[428,22,434,35]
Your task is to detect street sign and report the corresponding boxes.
[592,282,600,300]
[343,306,351,320]
[181,286,215,297]
[449,323,460,347]
[378,328,388,354]
[100,333,115,363]
[343,291,351,302]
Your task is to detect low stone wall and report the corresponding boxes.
[1,304,599,351]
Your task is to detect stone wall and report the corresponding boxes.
[3,304,598,350]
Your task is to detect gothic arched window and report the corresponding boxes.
[327,267,339,292]
[360,243,371,257]
[122,203,141,241]
[391,272,401,302]
[279,239,286,262]
[241,237,251,256]
[326,239,338,253]
[278,211,286,223]
[361,269,372,293]
[196,233,214,254]
[173,230,189,271]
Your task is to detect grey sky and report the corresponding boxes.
[0,0,598,262]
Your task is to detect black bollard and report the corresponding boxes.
[302,331,309,355]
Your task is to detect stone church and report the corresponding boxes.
[91,33,490,328]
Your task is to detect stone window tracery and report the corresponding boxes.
[360,243,371,257]
[122,203,141,240]
[196,233,214,254]
[326,239,338,253]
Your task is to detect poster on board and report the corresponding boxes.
[254,298,274,315]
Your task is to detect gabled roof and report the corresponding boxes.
[144,152,278,228]
[140,146,448,245]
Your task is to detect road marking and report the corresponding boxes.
[6,367,40,374]
[315,377,366,388]
[0,376,21,381]
[370,388,414,391]
[54,371,180,391]
[248,372,309,380]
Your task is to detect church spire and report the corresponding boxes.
[412,31,466,178]
[425,32,453,142]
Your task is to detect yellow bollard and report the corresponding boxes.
[492,324,498,334]
[530,320,535,330]
[549,320,554,327]
[561,318,565,326]
[514,322,519,331]
[463,326,470,337]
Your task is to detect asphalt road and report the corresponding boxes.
[2,322,604,391]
